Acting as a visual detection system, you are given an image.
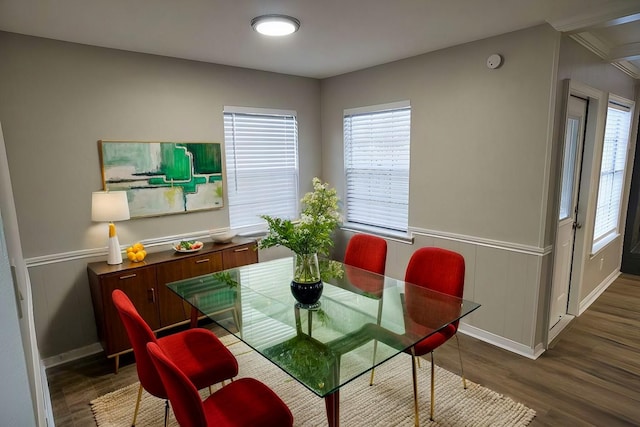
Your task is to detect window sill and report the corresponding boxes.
[341,223,414,244]
[590,232,620,257]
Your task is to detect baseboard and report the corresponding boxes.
[578,270,620,315]
[40,362,54,427]
[42,342,104,369]
[548,314,575,344]
[459,323,544,360]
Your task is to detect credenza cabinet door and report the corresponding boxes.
[90,265,159,355]
[156,252,223,327]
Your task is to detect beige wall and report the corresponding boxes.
[323,25,561,355]
[555,37,637,307]
[1,25,636,360]
[0,31,321,357]
[322,25,560,248]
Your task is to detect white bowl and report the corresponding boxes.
[210,231,237,243]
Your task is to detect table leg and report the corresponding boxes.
[324,390,339,427]
[190,306,199,328]
[294,304,302,334]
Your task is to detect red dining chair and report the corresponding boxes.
[344,233,387,276]
[147,342,294,427]
[344,233,387,385]
[402,247,466,425]
[112,289,238,426]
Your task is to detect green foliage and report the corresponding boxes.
[259,177,341,257]
[212,271,239,288]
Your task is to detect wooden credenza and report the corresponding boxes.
[87,239,258,369]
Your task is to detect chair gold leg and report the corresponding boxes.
[131,384,143,426]
[369,340,378,386]
[411,348,419,427]
[455,334,467,389]
[208,385,212,395]
[417,356,421,369]
[163,400,169,427]
[430,352,435,421]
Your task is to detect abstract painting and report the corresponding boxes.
[99,140,224,218]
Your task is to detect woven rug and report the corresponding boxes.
[91,336,535,426]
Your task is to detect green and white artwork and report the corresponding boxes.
[99,140,224,218]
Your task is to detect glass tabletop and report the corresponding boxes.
[167,256,480,398]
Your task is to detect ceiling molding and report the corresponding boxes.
[570,32,611,58]
[570,32,640,80]
[549,3,640,33]
[612,60,640,80]
[609,42,640,62]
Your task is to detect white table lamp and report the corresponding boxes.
[92,191,130,265]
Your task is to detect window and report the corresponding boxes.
[224,107,298,233]
[592,98,634,252]
[344,101,410,234]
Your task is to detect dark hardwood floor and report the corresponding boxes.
[47,275,640,426]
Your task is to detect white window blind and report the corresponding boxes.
[224,107,298,232]
[344,101,410,233]
[592,100,633,250]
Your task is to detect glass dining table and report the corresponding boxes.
[167,256,480,427]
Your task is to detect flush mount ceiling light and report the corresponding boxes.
[251,14,300,36]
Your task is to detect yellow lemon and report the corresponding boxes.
[138,250,147,259]
[127,251,136,261]
[135,252,145,262]
[126,246,134,253]
[133,242,144,252]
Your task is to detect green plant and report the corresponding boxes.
[259,177,341,257]
[212,271,239,288]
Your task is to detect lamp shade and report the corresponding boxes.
[91,191,130,222]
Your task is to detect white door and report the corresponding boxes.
[550,96,587,330]
[0,123,49,425]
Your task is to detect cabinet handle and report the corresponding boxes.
[119,274,137,280]
[195,258,210,264]
[148,288,156,303]
[234,247,249,252]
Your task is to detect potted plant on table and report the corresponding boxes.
[259,177,341,307]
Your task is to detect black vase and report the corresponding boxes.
[290,280,323,307]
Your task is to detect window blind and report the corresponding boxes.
[344,103,410,233]
[224,108,298,232]
[592,102,632,248]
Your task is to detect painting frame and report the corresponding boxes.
[98,140,224,218]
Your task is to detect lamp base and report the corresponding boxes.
[107,235,123,265]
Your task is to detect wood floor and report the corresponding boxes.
[47,275,640,426]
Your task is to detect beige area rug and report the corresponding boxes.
[91,336,535,426]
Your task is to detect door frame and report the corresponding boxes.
[547,80,606,345]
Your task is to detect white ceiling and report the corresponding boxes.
[0,0,639,79]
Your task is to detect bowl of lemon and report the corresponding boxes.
[126,242,147,262]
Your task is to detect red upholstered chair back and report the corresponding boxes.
[403,248,465,334]
[146,342,208,427]
[111,289,165,398]
[404,247,465,297]
[344,234,387,275]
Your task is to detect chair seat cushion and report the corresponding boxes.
[203,378,294,427]
[158,328,238,390]
[407,324,456,356]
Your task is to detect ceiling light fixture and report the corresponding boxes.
[251,14,300,36]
